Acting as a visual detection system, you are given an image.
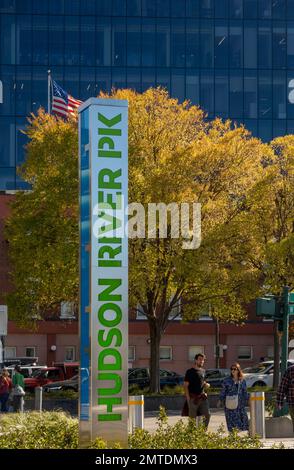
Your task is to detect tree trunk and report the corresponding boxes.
[149,320,161,393]
[273,320,281,391]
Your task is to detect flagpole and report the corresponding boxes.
[48,70,51,114]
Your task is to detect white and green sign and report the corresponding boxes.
[78,98,128,446]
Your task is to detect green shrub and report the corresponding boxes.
[0,412,78,449]
[0,408,264,449]
[129,406,262,449]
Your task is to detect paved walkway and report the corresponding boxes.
[144,409,294,449]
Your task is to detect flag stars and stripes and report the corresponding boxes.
[51,80,82,118]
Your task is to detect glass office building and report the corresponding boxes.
[1,0,294,189]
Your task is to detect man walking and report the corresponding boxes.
[182,353,210,428]
[276,363,294,432]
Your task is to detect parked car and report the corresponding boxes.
[1,357,39,367]
[243,360,294,388]
[6,365,47,379]
[204,368,231,388]
[128,367,184,389]
[24,362,79,392]
[43,374,78,393]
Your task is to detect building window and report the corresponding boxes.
[4,347,16,358]
[25,347,36,358]
[136,298,181,320]
[128,346,135,362]
[160,346,172,361]
[60,301,75,319]
[267,346,274,359]
[0,305,8,335]
[136,304,146,320]
[65,346,75,362]
[168,296,182,320]
[188,346,205,361]
[198,307,213,321]
[237,346,252,360]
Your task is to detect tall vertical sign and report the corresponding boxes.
[78,98,128,446]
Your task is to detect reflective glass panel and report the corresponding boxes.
[171,20,185,67]
[186,20,199,68]
[186,70,199,104]
[0,117,15,166]
[1,15,16,64]
[33,15,48,65]
[16,15,32,65]
[112,18,126,66]
[142,19,156,66]
[215,21,228,68]
[200,20,213,68]
[127,18,141,66]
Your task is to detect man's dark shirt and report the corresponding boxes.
[277,365,294,407]
[184,367,205,394]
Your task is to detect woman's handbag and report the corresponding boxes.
[13,385,25,397]
[225,382,240,410]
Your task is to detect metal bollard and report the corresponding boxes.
[128,395,144,433]
[35,386,43,412]
[249,391,265,438]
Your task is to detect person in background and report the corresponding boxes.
[182,353,211,428]
[276,363,294,433]
[0,368,12,412]
[217,362,249,432]
[12,365,25,412]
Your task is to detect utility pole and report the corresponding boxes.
[273,320,281,390]
[281,286,290,377]
[215,317,220,368]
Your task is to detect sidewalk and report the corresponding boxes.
[144,409,294,449]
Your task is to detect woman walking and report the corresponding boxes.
[0,368,12,412]
[217,362,249,432]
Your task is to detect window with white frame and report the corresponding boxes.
[188,346,205,361]
[160,346,172,361]
[0,305,8,335]
[60,302,75,319]
[4,346,16,358]
[136,304,147,320]
[168,296,182,320]
[128,346,135,362]
[198,305,213,321]
[237,345,252,360]
[25,347,36,358]
[64,346,75,362]
[136,297,182,321]
[267,346,274,359]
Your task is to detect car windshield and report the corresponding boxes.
[243,363,272,374]
[32,369,47,377]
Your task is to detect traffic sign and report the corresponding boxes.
[289,304,294,315]
[256,296,276,317]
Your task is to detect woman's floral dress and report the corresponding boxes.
[219,377,249,432]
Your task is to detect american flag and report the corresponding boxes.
[51,80,82,118]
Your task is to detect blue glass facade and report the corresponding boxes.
[1,0,294,189]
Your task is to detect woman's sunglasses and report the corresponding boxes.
[231,367,238,371]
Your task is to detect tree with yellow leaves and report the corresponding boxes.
[5,88,272,392]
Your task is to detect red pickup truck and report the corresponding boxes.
[24,362,79,392]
